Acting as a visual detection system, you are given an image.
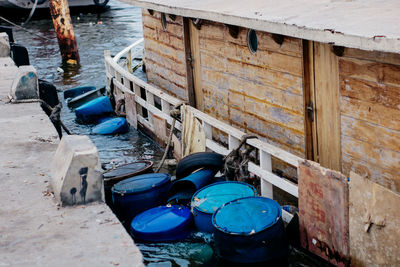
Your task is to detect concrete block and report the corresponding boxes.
[51,135,103,206]
[0,32,10,57]
[9,65,39,100]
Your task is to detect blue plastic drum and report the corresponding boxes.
[112,173,171,226]
[191,181,257,233]
[131,205,192,242]
[212,196,288,263]
[92,117,129,135]
[75,96,113,123]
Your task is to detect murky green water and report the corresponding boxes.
[1,4,328,266]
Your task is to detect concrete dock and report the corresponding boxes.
[0,34,143,266]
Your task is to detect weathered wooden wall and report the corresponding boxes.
[339,49,400,194]
[142,10,188,101]
[196,21,305,158]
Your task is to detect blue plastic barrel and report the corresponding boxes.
[131,205,192,242]
[212,196,288,263]
[111,173,171,225]
[63,85,96,99]
[75,96,114,123]
[191,181,257,233]
[92,117,129,135]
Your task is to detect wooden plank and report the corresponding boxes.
[189,19,204,110]
[349,172,400,266]
[302,40,317,161]
[153,114,168,144]
[248,162,298,197]
[341,96,400,132]
[205,138,229,155]
[313,42,341,171]
[187,106,302,167]
[342,154,400,195]
[182,17,196,107]
[339,57,400,87]
[125,93,138,129]
[340,76,400,110]
[341,115,400,153]
[343,47,400,66]
[135,96,182,130]
[341,135,400,174]
[298,160,350,266]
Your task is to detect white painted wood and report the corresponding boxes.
[161,99,170,115]
[202,121,212,139]
[136,97,182,130]
[205,139,229,156]
[125,0,400,54]
[228,135,240,151]
[282,209,294,223]
[248,162,298,197]
[259,151,273,198]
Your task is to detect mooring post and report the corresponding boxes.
[48,0,80,64]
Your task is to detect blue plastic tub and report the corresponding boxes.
[212,196,288,263]
[75,96,114,123]
[111,173,171,225]
[191,181,257,233]
[92,117,129,135]
[63,85,96,99]
[131,205,192,242]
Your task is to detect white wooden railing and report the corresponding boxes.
[104,39,302,222]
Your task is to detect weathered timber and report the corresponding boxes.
[49,0,80,64]
[298,160,350,267]
[313,42,341,171]
[349,172,400,266]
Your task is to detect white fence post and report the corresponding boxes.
[260,150,273,198]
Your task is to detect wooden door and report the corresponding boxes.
[304,41,341,171]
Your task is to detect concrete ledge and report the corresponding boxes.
[0,63,143,266]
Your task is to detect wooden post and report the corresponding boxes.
[49,0,80,64]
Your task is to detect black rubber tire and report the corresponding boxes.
[175,152,224,179]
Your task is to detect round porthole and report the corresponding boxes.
[247,29,258,53]
[161,13,167,31]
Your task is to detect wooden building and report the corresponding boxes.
[124,0,400,193]
[104,0,400,265]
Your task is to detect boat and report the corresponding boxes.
[0,0,109,9]
[104,1,400,265]
[92,117,129,135]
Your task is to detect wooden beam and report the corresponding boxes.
[182,17,196,107]
[313,42,341,171]
[188,18,203,110]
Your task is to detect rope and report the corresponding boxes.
[10,98,71,135]
[22,0,38,26]
[155,103,183,173]
[223,134,258,182]
[0,16,52,41]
